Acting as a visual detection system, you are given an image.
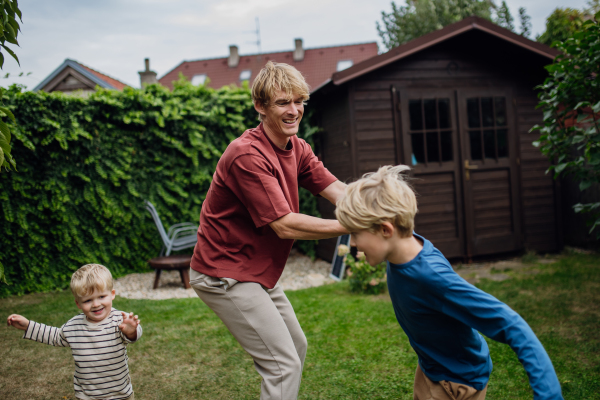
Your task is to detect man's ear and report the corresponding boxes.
[380,221,395,238]
[254,101,266,117]
[110,289,116,300]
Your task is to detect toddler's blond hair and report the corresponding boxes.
[335,165,418,238]
[70,264,113,298]
[251,61,310,121]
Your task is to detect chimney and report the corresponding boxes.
[228,45,240,68]
[293,38,304,62]
[138,58,158,87]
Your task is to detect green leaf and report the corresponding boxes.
[0,105,16,122]
[574,101,590,110]
[1,44,19,65]
[592,101,600,114]
[0,260,6,284]
[580,181,592,191]
[0,143,4,168]
[0,132,9,156]
[0,118,10,142]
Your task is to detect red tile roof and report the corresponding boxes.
[78,63,129,91]
[159,42,379,91]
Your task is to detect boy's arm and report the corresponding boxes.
[8,314,69,347]
[118,312,142,343]
[438,272,563,400]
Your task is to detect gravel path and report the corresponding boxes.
[114,249,335,300]
[114,248,568,300]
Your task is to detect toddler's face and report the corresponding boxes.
[75,289,115,322]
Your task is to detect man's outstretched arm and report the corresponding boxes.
[269,212,348,240]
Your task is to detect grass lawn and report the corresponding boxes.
[1,253,599,399]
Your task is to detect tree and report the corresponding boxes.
[533,13,600,235]
[537,8,588,46]
[0,0,22,285]
[495,1,514,31]
[377,0,495,50]
[518,7,532,38]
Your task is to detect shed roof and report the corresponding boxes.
[329,16,559,87]
[158,42,379,91]
[33,59,129,92]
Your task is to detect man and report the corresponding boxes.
[189,61,348,400]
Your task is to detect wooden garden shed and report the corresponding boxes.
[310,16,561,262]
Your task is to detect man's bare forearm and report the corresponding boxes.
[269,212,348,240]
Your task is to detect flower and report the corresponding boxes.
[369,278,379,286]
[346,268,353,277]
[356,251,365,260]
[337,244,350,256]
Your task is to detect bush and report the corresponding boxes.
[338,245,387,294]
[533,12,600,235]
[0,80,320,297]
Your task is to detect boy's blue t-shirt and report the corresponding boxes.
[387,233,563,399]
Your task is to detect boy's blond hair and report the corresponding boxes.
[70,264,113,298]
[335,165,418,238]
[251,61,310,121]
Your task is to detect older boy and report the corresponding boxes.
[7,264,142,400]
[335,165,563,400]
[189,61,347,400]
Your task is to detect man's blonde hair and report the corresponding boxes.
[335,165,418,238]
[70,264,113,298]
[251,61,310,121]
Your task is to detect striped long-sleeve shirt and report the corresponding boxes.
[23,308,142,400]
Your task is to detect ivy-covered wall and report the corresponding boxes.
[0,81,320,297]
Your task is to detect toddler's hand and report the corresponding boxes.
[119,312,140,340]
[7,314,29,331]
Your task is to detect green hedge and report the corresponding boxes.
[0,81,320,297]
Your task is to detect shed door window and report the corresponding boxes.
[408,98,452,165]
[466,97,508,160]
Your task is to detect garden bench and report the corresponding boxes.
[148,254,192,289]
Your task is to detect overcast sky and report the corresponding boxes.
[1,0,591,89]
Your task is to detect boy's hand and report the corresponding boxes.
[7,314,29,331]
[119,312,140,341]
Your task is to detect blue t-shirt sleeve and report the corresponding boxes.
[431,269,563,400]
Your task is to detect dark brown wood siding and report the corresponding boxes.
[515,92,561,252]
[313,87,352,261]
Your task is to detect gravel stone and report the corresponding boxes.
[114,249,335,300]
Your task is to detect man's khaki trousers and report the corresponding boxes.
[414,364,488,400]
[190,269,307,400]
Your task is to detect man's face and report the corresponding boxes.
[255,90,305,141]
[75,289,115,323]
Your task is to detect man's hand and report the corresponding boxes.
[7,314,29,331]
[119,312,140,341]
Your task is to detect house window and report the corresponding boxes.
[466,97,508,161]
[239,70,251,81]
[336,60,353,71]
[191,74,207,86]
[408,98,453,165]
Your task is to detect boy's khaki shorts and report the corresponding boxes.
[414,364,487,400]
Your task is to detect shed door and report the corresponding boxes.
[456,89,523,256]
[399,89,466,258]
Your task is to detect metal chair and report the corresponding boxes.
[145,200,198,256]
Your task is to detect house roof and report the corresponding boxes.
[158,42,379,91]
[33,59,129,92]
[329,16,559,87]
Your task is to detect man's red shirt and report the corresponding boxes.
[190,123,337,288]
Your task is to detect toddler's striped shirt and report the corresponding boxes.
[23,308,142,400]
